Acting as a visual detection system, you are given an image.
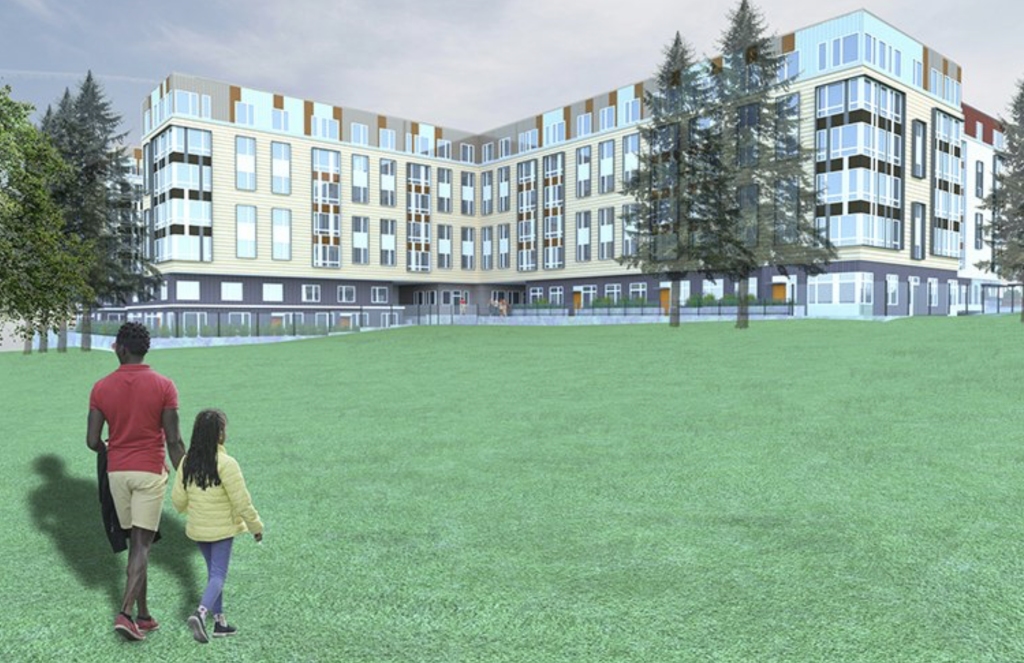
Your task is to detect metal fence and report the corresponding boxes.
[406,299,796,325]
[83,306,408,338]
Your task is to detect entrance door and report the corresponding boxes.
[573,292,582,310]
[772,283,787,302]
[660,288,670,314]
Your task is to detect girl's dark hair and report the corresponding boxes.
[182,409,227,490]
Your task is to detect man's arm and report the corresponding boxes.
[162,408,186,470]
[86,409,105,453]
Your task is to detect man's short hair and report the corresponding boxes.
[116,322,150,357]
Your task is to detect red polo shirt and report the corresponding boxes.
[89,364,178,474]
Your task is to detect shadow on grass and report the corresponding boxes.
[29,454,201,619]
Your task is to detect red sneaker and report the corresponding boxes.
[136,615,159,632]
[114,613,145,641]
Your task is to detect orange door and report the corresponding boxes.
[660,288,671,314]
[772,283,787,302]
[573,292,582,310]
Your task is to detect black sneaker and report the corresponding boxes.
[187,611,209,644]
[212,620,238,637]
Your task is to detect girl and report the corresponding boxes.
[172,409,264,644]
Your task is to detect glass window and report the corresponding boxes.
[352,155,369,203]
[842,34,858,64]
[272,208,291,260]
[380,159,396,207]
[351,123,368,145]
[351,216,369,264]
[380,218,396,266]
[599,140,615,193]
[236,136,256,190]
[236,206,257,258]
[576,146,592,198]
[271,142,290,195]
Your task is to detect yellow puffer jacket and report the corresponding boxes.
[172,446,264,542]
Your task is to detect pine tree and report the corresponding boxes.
[980,79,1024,323]
[0,85,91,347]
[44,72,161,351]
[713,0,835,328]
[619,32,748,326]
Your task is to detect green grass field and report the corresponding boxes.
[2,317,1023,662]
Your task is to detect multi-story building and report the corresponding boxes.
[109,9,1008,331]
[960,104,1007,311]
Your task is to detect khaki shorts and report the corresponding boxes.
[108,471,168,531]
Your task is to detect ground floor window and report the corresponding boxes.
[948,280,959,309]
[886,275,899,306]
[338,285,356,303]
[928,278,939,308]
[808,272,873,305]
[549,286,564,305]
[604,283,621,303]
[702,279,723,300]
[371,286,389,304]
[529,287,544,303]
[629,282,647,301]
[227,312,251,328]
[580,285,597,306]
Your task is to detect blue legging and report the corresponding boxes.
[197,538,233,615]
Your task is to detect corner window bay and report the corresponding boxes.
[814,76,905,251]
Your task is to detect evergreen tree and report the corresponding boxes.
[980,79,1024,322]
[0,85,91,345]
[44,72,161,351]
[712,0,835,328]
[619,32,748,326]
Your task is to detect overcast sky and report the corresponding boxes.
[1,0,1021,145]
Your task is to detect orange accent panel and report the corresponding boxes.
[229,86,242,123]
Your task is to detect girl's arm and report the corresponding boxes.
[221,457,264,535]
[171,458,189,514]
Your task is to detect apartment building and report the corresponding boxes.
[108,9,1005,331]
[960,104,1007,311]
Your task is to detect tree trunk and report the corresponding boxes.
[81,307,93,352]
[736,279,750,329]
[57,319,68,353]
[23,331,33,355]
[669,279,681,327]
[38,327,49,353]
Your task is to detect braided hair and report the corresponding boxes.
[115,322,150,357]
[182,409,227,490]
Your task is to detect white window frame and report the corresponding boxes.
[263,283,284,303]
[337,285,356,304]
[177,280,200,301]
[302,284,321,303]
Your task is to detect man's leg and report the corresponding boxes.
[121,527,157,614]
[136,571,147,616]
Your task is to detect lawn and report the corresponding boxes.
[1,317,1023,662]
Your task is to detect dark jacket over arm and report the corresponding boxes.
[97,447,160,553]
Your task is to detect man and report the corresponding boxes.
[86,322,185,641]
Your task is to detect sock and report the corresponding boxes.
[215,614,227,627]
[198,606,208,620]
[137,614,151,621]
[120,611,133,621]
